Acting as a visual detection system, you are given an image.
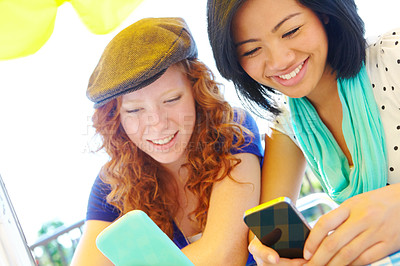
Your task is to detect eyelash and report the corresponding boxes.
[126,95,182,113]
[242,26,301,57]
[242,47,260,57]
[164,95,181,103]
[282,26,301,38]
[126,108,142,114]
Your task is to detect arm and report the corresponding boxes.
[249,129,307,265]
[261,129,307,203]
[70,220,113,266]
[182,152,261,265]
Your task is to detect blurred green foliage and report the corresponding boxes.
[35,220,74,266]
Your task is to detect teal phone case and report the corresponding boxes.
[96,210,194,266]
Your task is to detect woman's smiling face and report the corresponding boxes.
[232,0,330,98]
[119,64,196,167]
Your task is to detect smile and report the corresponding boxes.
[149,132,177,145]
[278,61,304,80]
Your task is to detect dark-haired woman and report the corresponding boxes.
[207,0,400,265]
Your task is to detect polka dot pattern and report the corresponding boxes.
[367,28,400,184]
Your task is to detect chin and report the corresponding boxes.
[281,88,309,99]
[286,93,306,99]
[153,153,185,165]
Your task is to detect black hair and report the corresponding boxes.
[207,0,366,117]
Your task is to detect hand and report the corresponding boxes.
[304,184,400,265]
[248,236,307,265]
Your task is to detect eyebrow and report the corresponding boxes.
[235,12,301,47]
[235,38,259,47]
[272,12,301,33]
[121,88,182,104]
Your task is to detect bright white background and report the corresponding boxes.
[0,0,398,244]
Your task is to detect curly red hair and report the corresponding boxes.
[92,59,250,238]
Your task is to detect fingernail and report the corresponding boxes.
[304,249,311,260]
[248,242,255,253]
[268,255,277,264]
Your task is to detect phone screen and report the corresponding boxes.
[244,197,311,258]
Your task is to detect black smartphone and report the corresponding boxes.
[244,197,311,259]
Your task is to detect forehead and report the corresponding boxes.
[232,0,307,29]
[121,64,189,102]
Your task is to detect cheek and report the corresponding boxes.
[121,116,140,136]
[177,101,196,133]
[240,58,264,81]
[305,22,329,58]
[179,112,196,132]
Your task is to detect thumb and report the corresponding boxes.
[249,236,280,264]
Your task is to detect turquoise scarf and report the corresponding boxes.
[289,65,387,203]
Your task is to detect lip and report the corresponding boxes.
[271,58,309,87]
[147,131,178,151]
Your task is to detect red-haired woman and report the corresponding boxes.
[71,17,263,266]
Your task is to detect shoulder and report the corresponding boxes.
[233,108,258,130]
[270,95,299,147]
[87,175,120,222]
[365,28,400,109]
[366,28,400,52]
[90,175,112,197]
[366,28,400,83]
[231,107,264,159]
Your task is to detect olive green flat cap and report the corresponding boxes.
[87,17,198,108]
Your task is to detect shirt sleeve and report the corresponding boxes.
[365,28,400,184]
[86,175,120,222]
[231,108,264,160]
[366,27,400,107]
[269,95,299,147]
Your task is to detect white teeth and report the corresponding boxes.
[150,134,175,145]
[279,62,304,80]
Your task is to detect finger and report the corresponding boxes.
[326,229,379,265]
[253,257,306,266]
[249,238,308,266]
[253,256,267,266]
[351,241,395,266]
[304,206,350,260]
[307,213,367,265]
[249,236,280,264]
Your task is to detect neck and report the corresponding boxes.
[306,65,339,112]
[161,153,188,183]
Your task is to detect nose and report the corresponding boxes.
[265,43,295,72]
[143,108,168,131]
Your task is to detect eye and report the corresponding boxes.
[126,108,143,114]
[164,95,182,103]
[282,27,301,38]
[242,47,261,57]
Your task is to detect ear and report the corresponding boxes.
[321,14,329,24]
